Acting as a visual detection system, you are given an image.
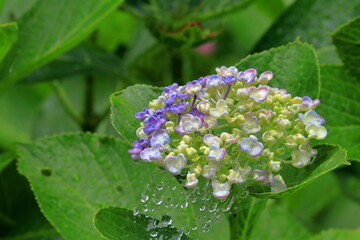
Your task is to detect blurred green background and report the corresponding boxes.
[0,0,359,239]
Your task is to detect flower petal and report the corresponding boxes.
[164,153,187,175]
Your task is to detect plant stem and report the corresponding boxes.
[229,196,267,240]
[82,75,97,132]
[52,80,83,125]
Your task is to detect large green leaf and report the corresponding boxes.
[229,197,267,240]
[250,145,348,198]
[22,43,124,83]
[123,0,251,26]
[0,83,50,150]
[110,85,162,145]
[250,202,310,240]
[236,41,320,99]
[332,16,360,80]
[282,173,341,232]
[0,0,36,22]
[0,0,124,92]
[17,133,194,240]
[335,162,360,203]
[0,151,15,174]
[95,10,140,53]
[94,207,190,240]
[315,195,360,230]
[0,163,60,240]
[0,22,17,62]
[317,65,360,160]
[254,0,360,60]
[308,229,360,240]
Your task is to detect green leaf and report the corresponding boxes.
[332,16,360,80]
[21,43,124,83]
[236,41,320,99]
[317,65,360,160]
[314,195,360,231]
[229,197,267,240]
[94,207,190,240]
[0,83,50,150]
[17,133,194,240]
[0,162,60,240]
[308,229,360,240]
[334,162,360,203]
[282,173,341,232]
[124,0,251,25]
[250,202,310,240]
[95,10,140,53]
[254,0,360,63]
[250,145,349,198]
[0,0,36,22]
[0,151,15,174]
[31,77,84,138]
[110,85,162,145]
[0,0,124,92]
[0,22,17,62]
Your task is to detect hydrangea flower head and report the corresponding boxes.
[129,66,327,199]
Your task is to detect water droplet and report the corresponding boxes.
[133,208,139,216]
[156,182,164,190]
[164,197,173,208]
[199,205,206,211]
[171,186,177,190]
[208,203,218,212]
[240,190,249,198]
[191,225,197,230]
[159,215,173,228]
[223,196,235,212]
[141,193,149,202]
[150,230,158,237]
[153,196,163,205]
[202,223,210,232]
[180,201,188,208]
[146,217,157,230]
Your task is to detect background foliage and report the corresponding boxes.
[0,0,360,239]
